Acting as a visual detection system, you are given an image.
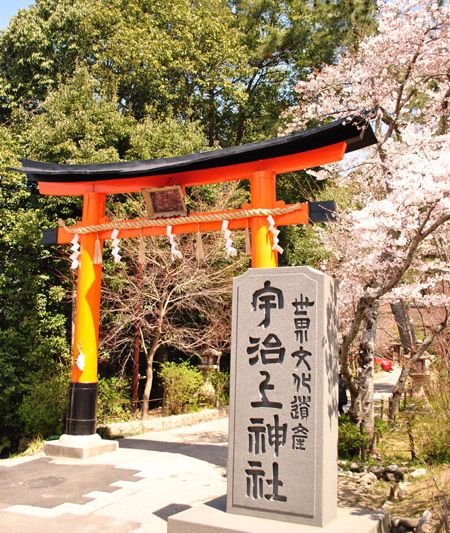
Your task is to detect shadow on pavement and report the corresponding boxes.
[0,457,142,508]
[205,494,226,511]
[153,503,191,521]
[118,439,227,468]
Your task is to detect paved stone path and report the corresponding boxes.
[0,418,228,533]
[1,392,395,532]
[374,366,401,400]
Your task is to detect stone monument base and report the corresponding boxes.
[44,433,118,459]
[167,496,388,533]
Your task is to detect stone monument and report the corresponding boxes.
[168,267,387,533]
[227,266,338,526]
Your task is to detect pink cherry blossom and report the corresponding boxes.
[286,0,449,332]
[285,0,449,431]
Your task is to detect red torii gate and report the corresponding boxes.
[13,116,376,437]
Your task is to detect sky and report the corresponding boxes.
[0,0,34,30]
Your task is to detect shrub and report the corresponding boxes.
[409,403,450,463]
[206,370,230,407]
[374,416,389,440]
[338,415,369,459]
[97,377,131,424]
[159,360,203,415]
[18,369,69,439]
[405,357,450,463]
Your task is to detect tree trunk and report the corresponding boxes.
[388,299,417,422]
[389,311,449,422]
[132,261,144,416]
[339,295,374,410]
[131,324,141,416]
[389,364,411,423]
[207,88,216,147]
[235,109,246,145]
[390,299,417,355]
[141,304,165,418]
[348,386,359,423]
[353,301,379,454]
[141,352,154,418]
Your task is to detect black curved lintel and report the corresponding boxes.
[9,117,377,184]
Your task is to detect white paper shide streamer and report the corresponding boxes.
[221,220,237,257]
[166,225,182,261]
[267,215,283,254]
[76,344,86,371]
[70,234,81,269]
[111,228,121,263]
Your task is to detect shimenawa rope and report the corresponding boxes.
[58,204,306,236]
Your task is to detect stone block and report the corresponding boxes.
[44,433,118,459]
[168,496,388,533]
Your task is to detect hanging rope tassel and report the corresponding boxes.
[166,225,182,261]
[93,234,102,265]
[195,226,204,262]
[245,223,251,256]
[138,232,146,266]
[69,234,80,270]
[111,228,122,263]
[267,215,284,254]
[221,220,237,257]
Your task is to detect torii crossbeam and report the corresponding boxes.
[12,116,376,438]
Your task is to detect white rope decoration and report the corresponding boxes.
[221,220,237,257]
[166,225,182,261]
[58,203,305,236]
[267,215,283,254]
[111,228,121,263]
[69,234,80,269]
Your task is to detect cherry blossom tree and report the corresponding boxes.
[285,0,449,450]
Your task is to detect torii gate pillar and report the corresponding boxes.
[44,192,119,456]
[67,192,105,436]
[250,171,277,269]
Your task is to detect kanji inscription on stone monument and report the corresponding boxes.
[227,266,338,527]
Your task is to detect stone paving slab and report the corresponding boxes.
[0,457,143,507]
[0,417,229,533]
[0,510,141,533]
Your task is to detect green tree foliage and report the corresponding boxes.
[0,127,70,455]
[21,67,133,164]
[338,414,369,459]
[1,0,375,144]
[127,115,209,160]
[97,377,131,424]
[229,0,376,143]
[208,369,230,407]
[0,0,248,142]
